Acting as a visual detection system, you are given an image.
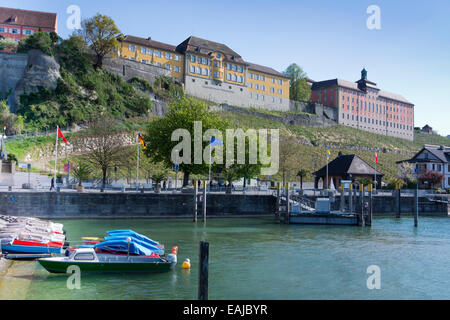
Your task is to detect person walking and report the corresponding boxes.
[50,177,55,191]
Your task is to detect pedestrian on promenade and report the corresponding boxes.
[50,177,55,191]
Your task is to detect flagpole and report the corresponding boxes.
[208,145,211,193]
[326,145,329,191]
[374,154,377,190]
[136,133,139,189]
[54,125,58,188]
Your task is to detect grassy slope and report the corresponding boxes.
[218,110,450,181]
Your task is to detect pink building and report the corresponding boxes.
[311,69,414,141]
[0,7,57,42]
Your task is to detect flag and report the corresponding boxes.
[375,151,378,163]
[58,127,67,144]
[138,134,147,150]
[326,146,331,160]
[210,137,223,147]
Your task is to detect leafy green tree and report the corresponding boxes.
[144,97,228,186]
[283,63,311,101]
[79,14,123,69]
[17,31,55,56]
[72,162,92,187]
[0,38,19,51]
[296,169,308,189]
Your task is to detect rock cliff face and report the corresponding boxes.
[13,49,61,111]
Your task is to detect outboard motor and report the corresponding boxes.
[166,246,178,267]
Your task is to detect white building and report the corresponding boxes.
[398,145,450,189]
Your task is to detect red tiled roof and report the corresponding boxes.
[121,35,177,52]
[0,7,57,30]
[246,61,288,79]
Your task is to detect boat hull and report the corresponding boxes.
[1,244,62,254]
[38,259,175,274]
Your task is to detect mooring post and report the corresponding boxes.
[340,184,345,212]
[349,184,353,215]
[285,182,290,224]
[366,184,373,227]
[193,180,198,222]
[202,181,207,223]
[396,187,401,218]
[414,186,418,227]
[359,184,364,218]
[198,241,209,300]
[275,182,281,223]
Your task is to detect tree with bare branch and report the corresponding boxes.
[72,116,127,189]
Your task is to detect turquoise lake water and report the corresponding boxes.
[1,216,450,300]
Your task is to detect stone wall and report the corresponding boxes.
[0,52,28,108]
[103,57,171,84]
[0,192,276,219]
[216,104,337,128]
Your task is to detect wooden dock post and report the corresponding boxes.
[358,184,364,226]
[340,184,345,212]
[202,181,207,223]
[198,241,209,300]
[414,187,418,227]
[349,184,353,215]
[366,184,373,227]
[275,182,281,223]
[395,187,401,218]
[285,182,290,224]
[193,180,198,222]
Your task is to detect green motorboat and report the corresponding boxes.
[38,247,177,274]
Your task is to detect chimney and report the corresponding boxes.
[147,37,151,41]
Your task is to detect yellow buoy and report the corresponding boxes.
[182,258,191,269]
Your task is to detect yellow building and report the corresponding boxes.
[119,35,290,110]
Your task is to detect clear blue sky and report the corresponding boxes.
[5,0,450,136]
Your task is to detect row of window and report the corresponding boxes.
[342,113,412,130]
[0,27,35,35]
[339,87,411,108]
[249,73,283,85]
[227,73,244,83]
[129,57,181,72]
[248,83,283,94]
[249,92,283,104]
[128,45,181,61]
[191,55,209,65]
[227,63,244,73]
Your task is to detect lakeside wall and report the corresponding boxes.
[0,192,276,219]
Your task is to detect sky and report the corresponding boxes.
[4,0,450,136]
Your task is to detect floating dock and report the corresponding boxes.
[289,212,358,225]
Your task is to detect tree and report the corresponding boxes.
[17,31,55,56]
[221,166,241,194]
[296,169,308,189]
[72,162,92,187]
[276,134,300,185]
[0,38,19,52]
[72,116,126,189]
[144,97,228,186]
[79,14,123,69]
[419,171,445,189]
[283,63,311,101]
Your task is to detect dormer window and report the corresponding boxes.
[10,16,17,23]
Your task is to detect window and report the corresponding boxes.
[166,53,172,59]
[141,59,148,63]
[10,28,19,34]
[232,65,237,71]
[232,74,237,82]
[272,78,275,84]
[261,85,265,91]
[165,64,171,70]
[227,73,231,81]
[154,51,162,57]
[174,55,180,61]
[261,75,266,81]
[191,55,196,63]
[190,65,195,73]
[141,47,146,54]
[238,76,243,83]
[249,83,253,88]
[271,88,275,93]
[255,84,259,90]
[202,68,208,76]
[227,63,231,70]
[129,45,136,52]
[74,253,95,261]
[249,73,253,79]
[237,66,243,73]
[278,89,283,94]
[174,66,180,73]
[0,27,5,33]
[255,74,259,80]
[155,62,161,67]
[24,29,33,35]
[196,67,201,74]
[278,79,283,85]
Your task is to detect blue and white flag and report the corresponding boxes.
[210,137,223,147]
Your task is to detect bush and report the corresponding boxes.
[0,38,19,51]
[17,31,56,56]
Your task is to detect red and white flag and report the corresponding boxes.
[58,127,68,144]
[374,151,378,163]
